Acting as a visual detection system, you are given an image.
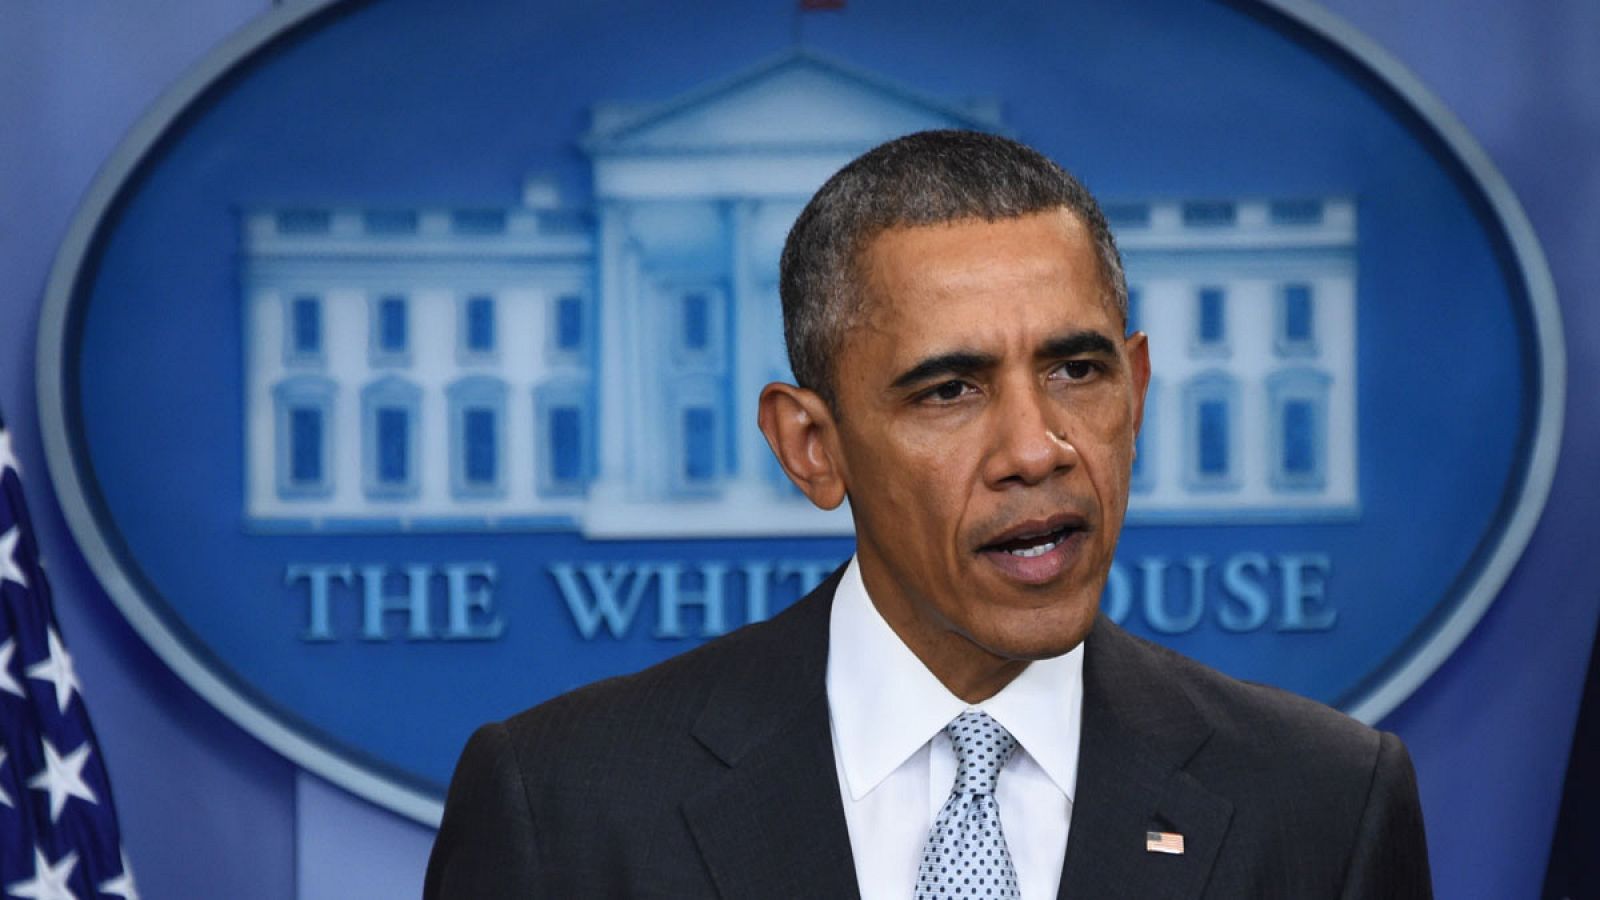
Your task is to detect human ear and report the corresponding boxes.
[757,382,847,510]
[1125,330,1152,434]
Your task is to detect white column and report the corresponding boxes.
[727,198,770,501]
[591,202,631,506]
[622,235,655,499]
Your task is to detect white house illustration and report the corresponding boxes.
[241,51,1358,537]
[1115,197,1358,520]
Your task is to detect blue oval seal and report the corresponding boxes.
[37,0,1561,823]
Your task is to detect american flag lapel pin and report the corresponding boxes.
[1146,831,1185,855]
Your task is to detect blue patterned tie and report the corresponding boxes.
[915,710,1022,899]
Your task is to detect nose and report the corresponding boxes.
[983,382,1078,487]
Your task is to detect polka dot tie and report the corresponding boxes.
[914,710,1022,899]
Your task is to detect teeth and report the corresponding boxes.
[1008,537,1061,558]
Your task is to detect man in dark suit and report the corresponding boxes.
[425,130,1432,898]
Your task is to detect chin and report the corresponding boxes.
[980,603,1098,661]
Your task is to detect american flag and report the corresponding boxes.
[0,412,136,899]
[1145,830,1185,855]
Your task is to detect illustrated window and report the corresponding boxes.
[273,375,337,499]
[362,377,422,499]
[460,294,497,359]
[1276,282,1317,356]
[536,380,592,496]
[1183,373,1239,491]
[448,377,507,499]
[1268,369,1331,491]
[370,293,411,366]
[1194,286,1228,352]
[286,294,323,364]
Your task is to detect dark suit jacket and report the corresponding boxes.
[425,569,1432,898]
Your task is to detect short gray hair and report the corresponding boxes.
[778,129,1127,409]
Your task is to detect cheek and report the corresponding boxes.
[1077,391,1140,450]
[860,434,972,541]
[1073,404,1140,503]
[878,420,969,480]
[890,457,963,530]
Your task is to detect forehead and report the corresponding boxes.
[852,209,1117,353]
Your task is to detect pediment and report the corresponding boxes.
[585,51,1002,154]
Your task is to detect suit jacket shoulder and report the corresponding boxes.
[425,568,855,899]
[1064,616,1433,899]
[1098,615,1379,770]
[427,584,1430,899]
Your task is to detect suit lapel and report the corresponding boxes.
[674,583,1235,899]
[680,571,862,900]
[1058,617,1233,900]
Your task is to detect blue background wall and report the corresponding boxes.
[1,2,1596,897]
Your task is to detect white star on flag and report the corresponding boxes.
[5,847,79,900]
[0,427,18,477]
[0,526,26,590]
[98,850,139,900]
[0,743,14,807]
[0,745,13,808]
[25,628,80,715]
[0,637,23,697]
[1,410,131,890]
[26,736,98,823]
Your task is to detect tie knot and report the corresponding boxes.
[945,710,1017,795]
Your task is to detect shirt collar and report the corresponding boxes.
[981,636,1083,803]
[825,556,1084,802]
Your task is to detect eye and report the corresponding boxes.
[1055,360,1099,381]
[922,380,974,403]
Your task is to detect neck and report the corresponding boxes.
[864,592,1032,703]
[911,628,1031,703]
[852,552,1036,704]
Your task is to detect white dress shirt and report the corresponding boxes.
[825,557,1084,900]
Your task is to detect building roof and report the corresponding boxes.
[582,49,1003,156]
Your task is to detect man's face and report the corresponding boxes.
[830,208,1149,675]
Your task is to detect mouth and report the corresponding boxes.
[976,514,1089,584]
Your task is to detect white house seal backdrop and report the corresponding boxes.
[36,0,1559,823]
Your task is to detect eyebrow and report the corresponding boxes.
[889,350,998,391]
[888,330,1119,391]
[1039,331,1118,360]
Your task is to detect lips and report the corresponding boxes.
[979,513,1086,553]
[976,513,1088,584]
